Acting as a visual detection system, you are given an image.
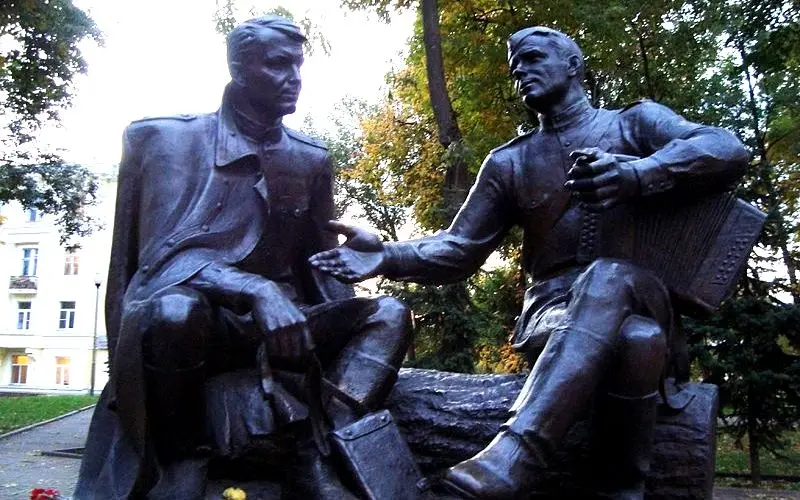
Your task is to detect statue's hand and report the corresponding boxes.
[248,281,308,360]
[308,220,386,283]
[565,148,640,211]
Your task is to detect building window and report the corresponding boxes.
[11,354,29,384]
[26,208,39,222]
[55,356,70,386]
[58,301,76,329]
[64,252,80,275]
[16,301,31,330]
[21,247,38,276]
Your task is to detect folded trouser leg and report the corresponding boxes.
[142,286,211,463]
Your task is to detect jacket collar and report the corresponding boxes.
[538,96,595,133]
[215,84,285,167]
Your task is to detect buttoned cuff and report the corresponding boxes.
[631,158,675,196]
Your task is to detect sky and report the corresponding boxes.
[39,0,416,172]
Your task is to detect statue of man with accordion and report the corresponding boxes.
[310,26,756,499]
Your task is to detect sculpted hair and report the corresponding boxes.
[507,26,585,81]
[227,15,306,67]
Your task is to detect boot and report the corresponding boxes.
[441,431,547,500]
[144,362,206,463]
[591,392,659,500]
[442,327,615,499]
[284,444,359,500]
[324,349,399,426]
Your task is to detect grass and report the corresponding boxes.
[715,430,800,490]
[0,394,97,434]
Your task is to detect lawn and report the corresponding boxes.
[716,430,800,490]
[0,395,97,434]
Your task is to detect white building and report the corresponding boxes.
[0,177,116,394]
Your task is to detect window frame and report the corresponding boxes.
[58,301,76,330]
[64,252,80,276]
[20,247,39,276]
[55,356,70,386]
[16,301,31,330]
[10,354,29,384]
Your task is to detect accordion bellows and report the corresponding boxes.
[576,192,766,313]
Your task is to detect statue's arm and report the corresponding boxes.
[311,154,515,284]
[105,125,142,357]
[384,155,514,283]
[623,101,749,197]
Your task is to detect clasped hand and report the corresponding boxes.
[308,220,385,283]
[565,147,640,211]
[248,281,309,361]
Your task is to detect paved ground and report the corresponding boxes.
[0,407,797,499]
[0,407,92,499]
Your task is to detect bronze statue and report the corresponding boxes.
[310,26,751,499]
[75,16,414,499]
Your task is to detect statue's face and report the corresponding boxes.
[233,29,304,117]
[508,36,572,110]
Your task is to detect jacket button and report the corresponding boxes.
[141,265,150,273]
[216,202,223,209]
[202,225,210,232]
[166,239,175,247]
[293,208,303,217]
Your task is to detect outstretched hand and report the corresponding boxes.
[308,220,386,283]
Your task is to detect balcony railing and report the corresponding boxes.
[9,275,38,292]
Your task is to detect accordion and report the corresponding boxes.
[575,172,766,313]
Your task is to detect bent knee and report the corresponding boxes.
[149,287,211,331]
[375,296,412,328]
[144,287,211,367]
[619,315,667,356]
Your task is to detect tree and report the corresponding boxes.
[213,1,330,55]
[1,0,101,243]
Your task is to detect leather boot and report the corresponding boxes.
[325,349,399,425]
[284,444,359,500]
[592,392,659,500]
[442,327,614,499]
[144,362,206,462]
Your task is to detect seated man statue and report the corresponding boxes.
[311,26,749,499]
[75,15,412,499]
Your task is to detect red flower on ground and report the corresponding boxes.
[30,488,61,500]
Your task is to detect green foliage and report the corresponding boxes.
[213,1,331,55]
[0,0,101,137]
[471,263,527,373]
[386,280,479,373]
[716,431,800,481]
[0,394,97,434]
[686,297,800,462]
[0,1,100,244]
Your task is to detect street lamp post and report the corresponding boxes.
[90,274,101,396]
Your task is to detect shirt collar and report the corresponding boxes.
[215,84,284,167]
[538,96,595,132]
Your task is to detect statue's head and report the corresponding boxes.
[507,27,585,111]
[227,15,306,118]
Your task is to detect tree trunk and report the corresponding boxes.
[748,408,762,485]
[207,369,720,500]
[420,0,471,221]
